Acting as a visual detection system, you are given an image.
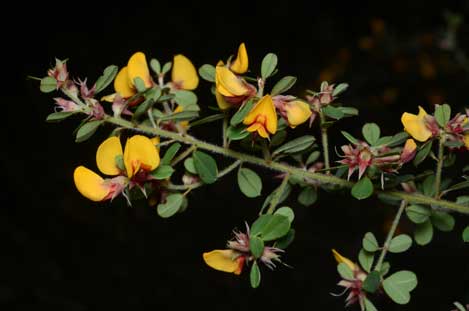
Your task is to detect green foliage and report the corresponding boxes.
[157,193,184,218]
[161,143,182,165]
[250,261,261,288]
[463,226,469,242]
[95,65,118,94]
[46,111,75,122]
[431,211,455,232]
[237,167,262,198]
[272,135,316,156]
[274,229,295,249]
[362,123,381,145]
[413,140,432,166]
[271,76,297,95]
[341,131,359,144]
[297,187,317,206]
[362,271,381,293]
[198,64,216,82]
[362,232,379,252]
[389,234,412,253]
[40,76,57,93]
[150,58,161,74]
[414,220,433,246]
[75,120,103,142]
[251,214,290,241]
[261,53,278,79]
[249,236,265,258]
[274,207,295,223]
[151,165,174,180]
[358,249,375,273]
[184,158,197,174]
[351,177,374,200]
[337,263,354,280]
[193,151,218,184]
[434,104,451,127]
[383,271,418,304]
[406,204,431,224]
[230,98,255,126]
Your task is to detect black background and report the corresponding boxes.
[3,0,469,310]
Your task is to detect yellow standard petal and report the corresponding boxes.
[216,66,248,97]
[243,95,278,136]
[230,43,249,74]
[464,134,469,150]
[128,52,152,88]
[401,106,432,142]
[332,249,356,271]
[124,135,160,178]
[172,54,199,90]
[286,100,312,128]
[73,166,110,202]
[96,136,123,176]
[114,67,135,98]
[215,90,232,110]
[202,249,241,274]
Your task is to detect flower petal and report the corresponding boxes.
[243,95,277,135]
[124,135,160,178]
[332,249,356,271]
[96,136,123,175]
[128,52,152,88]
[114,67,135,98]
[230,43,248,74]
[202,249,242,274]
[215,90,232,110]
[464,134,469,149]
[216,66,248,97]
[172,54,199,90]
[286,100,312,128]
[73,166,110,202]
[401,106,432,142]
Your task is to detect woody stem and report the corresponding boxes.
[434,135,445,198]
[374,200,407,272]
[266,174,290,215]
[319,109,331,173]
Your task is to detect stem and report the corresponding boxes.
[319,109,331,173]
[374,200,407,272]
[222,114,229,148]
[171,145,197,166]
[434,136,445,198]
[261,140,271,162]
[266,174,290,214]
[102,115,469,214]
[167,160,241,191]
[148,109,157,128]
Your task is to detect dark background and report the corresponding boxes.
[3,0,469,310]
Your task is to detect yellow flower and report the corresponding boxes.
[202,249,244,275]
[102,52,152,101]
[401,106,432,142]
[172,54,199,90]
[464,134,469,149]
[215,65,250,97]
[285,100,312,128]
[243,95,278,138]
[74,135,160,201]
[332,249,356,271]
[400,138,417,163]
[230,43,248,74]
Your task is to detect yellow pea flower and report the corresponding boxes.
[215,65,250,97]
[230,43,248,74]
[74,135,160,201]
[243,95,278,138]
[102,52,152,102]
[400,138,417,163]
[464,134,469,149]
[172,54,199,90]
[332,249,356,271]
[401,106,432,142]
[285,100,312,128]
[202,249,244,275]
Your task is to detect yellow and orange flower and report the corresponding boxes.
[171,54,199,90]
[230,42,248,74]
[332,249,356,271]
[202,249,245,275]
[243,95,278,138]
[401,106,433,142]
[74,135,160,201]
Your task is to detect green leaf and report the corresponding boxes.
[95,65,118,94]
[337,106,359,117]
[444,180,469,193]
[421,175,436,197]
[46,111,75,122]
[383,271,418,305]
[162,61,172,74]
[274,229,295,249]
[115,155,125,171]
[193,151,218,184]
[305,151,321,165]
[150,58,161,74]
[362,232,379,252]
[161,143,182,165]
[226,125,249,141]
[157,193,183,218]
[40,76,57,93]
[151,165,174,180]
[456,195,469,205]
[272,135,316,156]
[250,261,261,288]
[431,211,455,232]
[337,263,354,280]
[362,271,381,294]
[351,177,374,200]
[237,168,262,198]
[173,90,198,108]
[249,236,264,258]
[358,249,375,273]
[198,64,216,82]
[75,120,103,143]
[297,187,317,206]
[261,53,278,79]
[413,140,432,166]
[158,110,199,122]
[389,234,412,253]
[133,77,146,92]
[380,262,391,277]
[388,132,410,147]
[230,99,255,126]
[463,226,469,242]
[454,302,467,311]
[341,131,359,144]
[406,204,431,224]
[270,130,287,147]
[322,105,344,120]
[332,83,349,97]
[261,183,292,212]
[362,123,381,145]
[184,158,197,174]
[133,97,155,120]
[189,113,224,127]
[274,206,294,223]
[364,297,378,311]
[250,214,290,241]
[414,220,433,246]
[271,76,297,95]
[434,104,451,127]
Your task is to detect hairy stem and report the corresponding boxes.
[222,114,229,148]
[266,174,290,215]
[434,135,445,198]
[374,200,407,272]
[319,109,331,173]
[102,115,469,214]
[171,145,197,166]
